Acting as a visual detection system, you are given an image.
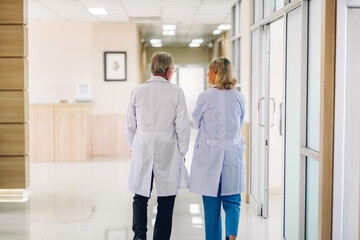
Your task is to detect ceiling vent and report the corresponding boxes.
[129,16,162,22]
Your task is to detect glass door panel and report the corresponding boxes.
[250,29,262,214]
[253,0,262,23]
[304,0,321,238]
[275,0,285,11]
[250,27,268,217]
[306,0,321,152]
[305,157,319,239]
[284,6,302,240]
[268,18,284,233]
[264,0,271,18]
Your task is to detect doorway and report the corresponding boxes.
[176,65,206,122]
[249,16,284,221]
[268,18,285,233]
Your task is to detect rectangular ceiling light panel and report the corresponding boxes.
[162,30,176,35]
[88,8,108,15]
[162,24,176,30]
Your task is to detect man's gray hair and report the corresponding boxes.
[150,51,173,75]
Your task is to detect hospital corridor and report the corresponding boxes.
[0,129,282,239]
[0,0,359,240]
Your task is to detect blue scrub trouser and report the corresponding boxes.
[202,186,241,240]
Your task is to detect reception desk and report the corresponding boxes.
[29,103,92,162]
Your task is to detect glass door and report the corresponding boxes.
[251,17,287,221]
[283,6,302,240]
[250,25,269,218]
[177,66,206,121]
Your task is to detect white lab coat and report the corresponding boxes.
[125,76,191,197]
[189,87,246,197]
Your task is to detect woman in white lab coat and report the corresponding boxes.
[125,51,190,240]
[190,57,246,240]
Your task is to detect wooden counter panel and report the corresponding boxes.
[29,105,54,162]
[0,58,28,90]
[54,106,91,162]
[0,156,29,189]
[0,25,28,57]
[0,91,28,123]
[0,0,28,24]
[92,115,116,156]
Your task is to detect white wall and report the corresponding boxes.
[342,8,360,239]
[333,3,360,240]
[28,21,139,115]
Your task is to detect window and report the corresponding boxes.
[231,0,242,85]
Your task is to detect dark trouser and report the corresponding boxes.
[132,174,176,240]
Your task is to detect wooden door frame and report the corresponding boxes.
[318,0,336,239]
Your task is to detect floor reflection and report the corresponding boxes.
[0,201,30,240]
[0,129,281,239]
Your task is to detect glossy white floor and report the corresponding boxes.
[0,130,282,240]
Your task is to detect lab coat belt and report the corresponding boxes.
[206,138,241,146]
[137,131,172,139]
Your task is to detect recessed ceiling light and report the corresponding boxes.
[88,8,108,16]
[212,29,222,35]
[163,30,176,36]
[189,42,200,47]
[192,39,203,44]
[152,43,163,47]
[162,25,176,30]
[217,24,231,30]
[150,39,161,44]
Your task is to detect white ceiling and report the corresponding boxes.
[28,0,235,46]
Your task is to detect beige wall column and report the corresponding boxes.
[138,31,146,84]
[240,0,252,204]
[221,30,231,59]
[0,0,29,190]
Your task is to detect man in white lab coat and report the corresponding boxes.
[125,51,190,240]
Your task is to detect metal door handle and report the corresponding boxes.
[257,97,265,127]
[269,98,275,127]
[279,102,283,136]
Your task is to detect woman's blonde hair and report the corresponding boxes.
[208,57,237,90]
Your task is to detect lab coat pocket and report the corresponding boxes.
[194,144,210,164]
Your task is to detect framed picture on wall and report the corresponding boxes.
[104,51,127,81]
